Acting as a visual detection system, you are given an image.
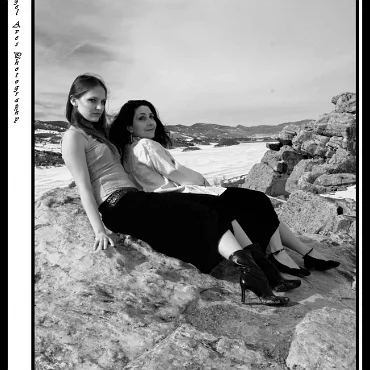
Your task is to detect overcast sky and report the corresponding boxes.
[35,0,357,127]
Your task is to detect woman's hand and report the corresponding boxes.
[63,130,116,252]
[93,231,115,251]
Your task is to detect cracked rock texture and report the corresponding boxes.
[243,92,356,199]
[286,307,356,370]
[35,184,356,369]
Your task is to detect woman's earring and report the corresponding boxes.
[129,133,133,144]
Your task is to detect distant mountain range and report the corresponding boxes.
[34,118,315,150]
[165,120,314,141]
[34,120,69,132]
[35,119,313,137]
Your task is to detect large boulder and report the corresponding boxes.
[285,151,356,194]
[331,92,356,113]
[292,131,331,158]
[326,135,344,149]
[261,149,287,173]
[266,142,283,151]
[35,186,356,369]
[313,173,356,187]
[285,158,324,193]
[286,307,356,370]
[243,146,305,197]
[327,148,356,173]
[242,162,290,197]
[281,149,305,174]
[276,190,356,243]
[312,112,356,156]
[313,112,356,135]
[277,124,301,143]
[297,171,356,194]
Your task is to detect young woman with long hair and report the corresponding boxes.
[108,99,340,279]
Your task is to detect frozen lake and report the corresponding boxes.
[35,142,272,199]
[34,141,357,201]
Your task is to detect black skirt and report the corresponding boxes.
[219,187,280,252]
[101,188,279,273]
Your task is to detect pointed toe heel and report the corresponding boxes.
[268,250,310,278]
[303,248,340,271]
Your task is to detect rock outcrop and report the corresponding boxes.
[35,92,357,369]
[243,92,356,198]
[286,307,356,370]
[35,185,356,369]
[276,190,356,244]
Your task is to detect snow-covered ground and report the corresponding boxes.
[35,141,357,202]
[35,142,271,199]
[35,141,62,153]
[320,185,356,201]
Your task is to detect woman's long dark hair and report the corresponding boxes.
[108,100,172,161]
[65,73,120,157]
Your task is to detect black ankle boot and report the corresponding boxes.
[229,249,289,306]
[245,243,301,292]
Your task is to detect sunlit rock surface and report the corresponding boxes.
[35,184,356,369]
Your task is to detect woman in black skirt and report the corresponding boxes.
[62,73,296,306]
[108,100,340,279]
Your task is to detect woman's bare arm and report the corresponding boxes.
[62,130,115,251]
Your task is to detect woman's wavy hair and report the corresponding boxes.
[109,100,172,160]
[65,73,119,156]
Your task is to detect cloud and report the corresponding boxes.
[63,43,116,68]
[35,98,63,110]
[35,0,357,125]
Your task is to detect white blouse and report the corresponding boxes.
[123,138,226,195]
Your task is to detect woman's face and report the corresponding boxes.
[129,105,157,139]
[71,85,106,122]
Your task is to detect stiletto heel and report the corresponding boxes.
[240,280,246,304]
[268,249,311,278]
[229,249,289,306]
[239,272,289,305]
[245,243,301,292]
[303,248,340,271]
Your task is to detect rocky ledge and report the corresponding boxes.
[243,92,356,200]
[35,92,357,369]
[35,185,356,369]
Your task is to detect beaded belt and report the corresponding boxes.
[98,187,138,214]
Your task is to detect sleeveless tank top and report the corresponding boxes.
[64,126,136,206]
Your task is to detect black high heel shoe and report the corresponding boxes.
[303,248,340,271]
[268,249,311,278]
[239,272,289,306]
[245,243,301,292]
[229,249,289,306]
